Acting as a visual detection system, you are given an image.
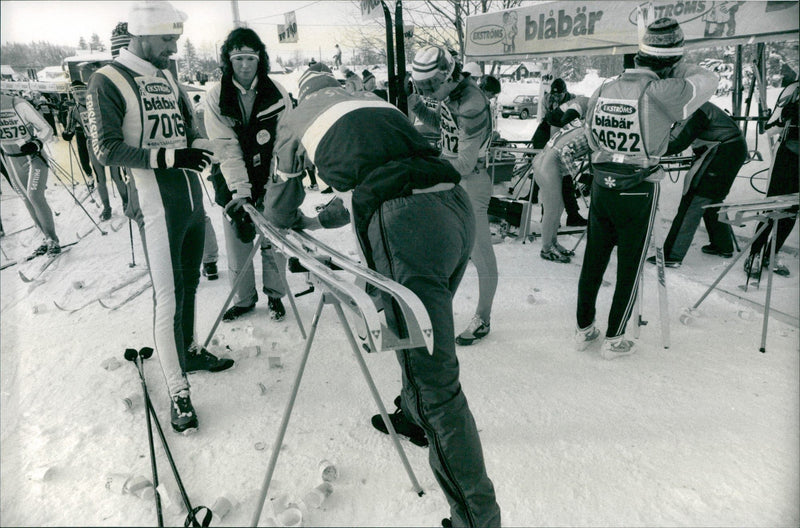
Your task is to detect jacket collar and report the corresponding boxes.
[116,48,162,77]
[218,73,277,123]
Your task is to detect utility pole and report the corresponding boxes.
[231,0,243,28]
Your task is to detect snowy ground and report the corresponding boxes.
[1,76,798,527]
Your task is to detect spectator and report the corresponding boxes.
[88,0,234,434]
[204,27,293,322]
[266,66,501,528]
[647,102,746,267]
[341,67,364,93]
[362,69,376,91]
[332,44,342,69]
[575,17,717,359]
[409,45,497,347]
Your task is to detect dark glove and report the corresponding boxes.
[20,138,43,155]
[317,196,350,229]
[61,132,74,141]
[158,148,212,172]
[224,198,256,243]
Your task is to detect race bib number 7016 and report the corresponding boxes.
[591,97,643,154]
[134,76,188,150]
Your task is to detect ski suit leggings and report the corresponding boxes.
[750,142,799,257]
[2,152,59,242]
[577,181,658,338]
[74,129,93,179]
[221,201,287,308]
[458,168,498,323]
[663,138,747,260]
[532,147,567,250]
[132,169,205,396]
[369,186,501,528]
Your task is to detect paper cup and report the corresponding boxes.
[276,507,302,527]
[303,482,333,509]
[212,496,233,519]
[104,473,132,494]
[318,460,338,482]
[27,466,53,482]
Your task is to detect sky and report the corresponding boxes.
[0,1,374,62]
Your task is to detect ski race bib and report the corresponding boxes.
[439,103,459,158]
[134,76,188,150]
[0,108,32,146]
[591,97,644,160]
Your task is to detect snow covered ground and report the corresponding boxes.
[1,74,798,527]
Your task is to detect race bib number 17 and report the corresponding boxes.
[135,76,187,150]
[592,97,643,155]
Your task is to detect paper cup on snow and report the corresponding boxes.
[212,496,234,519]
[268,356,282,369]
[303,482,333,509]
[27,465,54,482]
[125,475,153,498]
[318,460,338,482]
[157,483,186,514]
[104,472,132,494]
[276,507,302,527]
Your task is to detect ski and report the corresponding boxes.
[109,218,127,232]
[98,280,152,311]
[17,244,77,282]
[54,270,149,312]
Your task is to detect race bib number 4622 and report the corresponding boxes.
[135,76,188,150]
[591,98,642,154]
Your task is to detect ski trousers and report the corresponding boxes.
[459,167,498,323]
[750,141,799,257]
[74,129,93,178]
[369,186,501,528]
[221,199,287,308]
[664,137,747,260]
[127,168,205,397]
[1,151,58,243]
[577,180,659,338]
[85,137,128,212]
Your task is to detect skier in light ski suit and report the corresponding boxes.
[87,0,233,434]
[265,66,501,528]
[575,17,718,358]
[408,45,497,347]
[0,92,60,255]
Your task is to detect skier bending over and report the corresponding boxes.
[264,67,502,528]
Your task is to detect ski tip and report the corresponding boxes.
[18,270,33,283]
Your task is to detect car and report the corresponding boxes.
[501,94,539,120]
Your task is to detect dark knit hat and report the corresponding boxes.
[639,17,684,58]
[308,61,332,73]
[362,69,374,79]
[480,75,501,96]
[298,69,340,101]
[551,78,567,94]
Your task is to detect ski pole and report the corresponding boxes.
[651,197,670,349]
[67,138,77,194]
[68,141,95,197]
[136,347,212,528]
[128,219,136,268]
[40,154,107,236]
[124,347,163,527]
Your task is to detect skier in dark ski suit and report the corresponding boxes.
[265,66,501,528]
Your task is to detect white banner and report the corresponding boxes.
[361,0,384,21]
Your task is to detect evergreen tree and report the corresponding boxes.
[78,37,87,50]
[182,39,198,82]
[89,33,105,52]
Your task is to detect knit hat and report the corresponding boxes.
[411,45,455,96]
[308,61,332,73]
[550,78,567,94]
[127,1,187,36]
[110,22,131,58]
[639,17,684,58]
[362,69,374,79]
[298,69,340,101]
[480,75,501,96]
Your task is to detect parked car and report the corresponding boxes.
[501,94,539,120]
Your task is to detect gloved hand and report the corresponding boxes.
[20,138,43,155]
[157,147,212,172]
[224,198,256,243]
[61,132,74,141]
[317,196,350,229]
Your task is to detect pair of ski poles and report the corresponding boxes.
[124,347,211,528]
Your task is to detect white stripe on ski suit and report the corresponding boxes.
[93,64,189,396]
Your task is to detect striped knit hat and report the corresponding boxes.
[411,46,454,82]
[639,17,684,58]
[110,22,131,58]
[298,69,341,101]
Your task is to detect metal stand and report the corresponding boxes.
[686,194,799,353]
[249,291,424,527]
